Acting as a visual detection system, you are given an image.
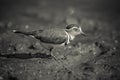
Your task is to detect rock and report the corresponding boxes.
[0,76,3,80]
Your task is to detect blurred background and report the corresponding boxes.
[0,0,120,31]
[0,0,120,80]
[0,0,120,23]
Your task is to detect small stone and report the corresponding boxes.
[33,72,36,75]
[56,52,59,55]
[59,55,64,59]
[9,67,13,71]
[39,74,42,78]
[0,76,3,80]
[19,71,23,74]
[113,47,116,50]
[39,71,42,77]
[34,41,41,48]
[114,40,118,44]
[25,25,29,29]
[13,51,16,54]
[15,44,27,52]
[39,70,42,74]
[47,71,51,75]
[8,47,12,51]
[102,40,105,43]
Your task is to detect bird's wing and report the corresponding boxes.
[37,29,67,44]
[13,29,67,44]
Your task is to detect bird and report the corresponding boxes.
[12,24,86,46]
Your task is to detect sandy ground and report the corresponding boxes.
[0,0,120,80]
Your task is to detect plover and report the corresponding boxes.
[12,24,86,46]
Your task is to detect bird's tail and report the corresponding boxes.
[12,29,43,36]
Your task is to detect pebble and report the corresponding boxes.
[56,52,60,55]
[39,74,42,78]
[19,71,23,74]
[0,76,3,80]
[113,47,116,50]
[39,70,42,74]
[39,71,42,77]
[33,72,36,76]
[101,40,105,43]
[47,71,51,75]
[114,40,118,44]
[25,25,29,29]
[34,41,41,48]
[8,47,12,51]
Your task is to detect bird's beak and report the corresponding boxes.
[81,32,87,37]
[79,27,87,37]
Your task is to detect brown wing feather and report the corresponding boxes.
[13,29,67,44]
[35,29,67,44]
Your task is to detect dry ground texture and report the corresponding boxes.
[0,0,120,80]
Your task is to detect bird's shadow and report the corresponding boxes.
[0,52,52,59]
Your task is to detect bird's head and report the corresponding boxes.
[65,24,86,37]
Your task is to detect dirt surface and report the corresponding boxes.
[0,0,120,80]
